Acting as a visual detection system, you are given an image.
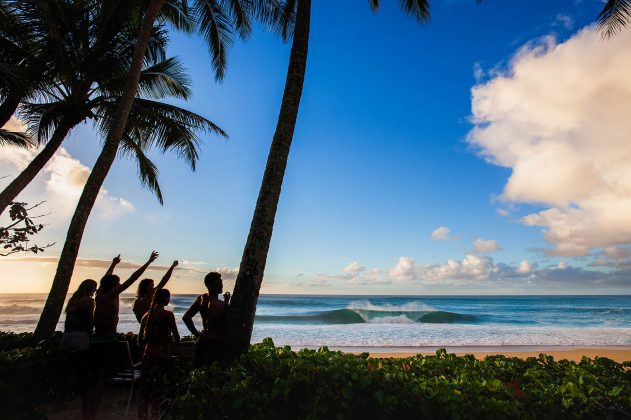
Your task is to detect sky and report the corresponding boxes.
[2,0,631,295]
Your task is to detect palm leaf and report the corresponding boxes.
[598,0,631,38]
[194,0,234,81]
[0,128,32,148]
[120,134,164,204]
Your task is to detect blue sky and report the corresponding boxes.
[3,0,631,294]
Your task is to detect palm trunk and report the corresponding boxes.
[0,93,21,127]
[33,0,166,341]
[223,0,311,356]
[0,119,75,214]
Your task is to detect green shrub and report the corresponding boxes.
[169,338,631,420]
[0,340,68,419]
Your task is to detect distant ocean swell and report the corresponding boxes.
[255,308,477,324]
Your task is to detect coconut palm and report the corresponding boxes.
[33,0,259,340]
[223,0,431,356]
[598,0,631,37]
[0,0,180,213]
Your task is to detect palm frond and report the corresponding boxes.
[120,134,164,204]
[598,0,631,38]
[162,0,195,32]
[137,57,192,99]
[399,0,430,22]
[19,101,66,144]
[0,128,32,148]
[222,0,253,39]
[194,0,234,81]
[278,0,296,41]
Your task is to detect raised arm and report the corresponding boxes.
[182,296,201,337]
[155,260,178,291]
[105,254,121,276]
[119,251,159,293]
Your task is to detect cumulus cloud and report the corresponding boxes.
[468,26,631,256]
[343,261,366,273]
[431,226,459,241]
[472,238,501,254]
[517,260,536,274]
[0,145,134,222]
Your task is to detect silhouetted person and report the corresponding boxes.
[183,272,231,367]
[137,288,179,420]
[132,260,178,323]
[85,251,158,419]
[61,279,97,416]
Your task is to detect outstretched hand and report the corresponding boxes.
[171,260,179,268]
[149,251,159,262]
[112,254,121,265]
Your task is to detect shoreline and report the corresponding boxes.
[322,345,631,362]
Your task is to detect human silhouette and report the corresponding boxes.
[85,251,158,419]
[61,279,97,417]
[182,272,231,366]
[132,260,178,323]
[137,288,179,420]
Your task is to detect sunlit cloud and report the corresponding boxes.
[469,25,631,256]
[343,261,366,273]
[472,238,501,254]
[431,226,460,241]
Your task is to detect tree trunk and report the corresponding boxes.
[0,93,21,128]
[223,0,311,356]
[33,0,166,341]
[0,119,75,215]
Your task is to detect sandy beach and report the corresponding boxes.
[363,346,631,362]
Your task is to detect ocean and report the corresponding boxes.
[2,294,631,350]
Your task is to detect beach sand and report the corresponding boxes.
[361,346,631,362]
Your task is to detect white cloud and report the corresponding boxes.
[554,14,574,30]
[431,226,459,241]
[2,116,26,132]
[468,25,631,256]
[517,259,535,274]
[0,145,134,222]
[473,238,500,254]
[343,261,366,273]
[604,247,630,260]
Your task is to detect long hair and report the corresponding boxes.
[136,278,154,297]
[96,274,119,297]
[143,288,170,341]
[66,279,97,313]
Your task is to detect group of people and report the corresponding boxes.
[61,251,230,419]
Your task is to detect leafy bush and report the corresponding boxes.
[169,338,631,420]
[0,339,68,419]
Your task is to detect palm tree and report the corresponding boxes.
[33,0,257,340]
[223,0,431,356]
[598,0,631,37]
[0,0,175,213]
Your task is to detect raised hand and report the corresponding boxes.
[171,260,179,268]
[112,254,121,265]
[149,250,159,262]
[223,292,231,303]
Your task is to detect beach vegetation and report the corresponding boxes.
[171,338,631,419]
[0,201,53,256]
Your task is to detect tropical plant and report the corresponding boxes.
[33,0,260,340]
[0,0,180,213]
[32,0,232,339]
[223,0,430,356]
[0,201,53,256]
[598,0,631,37]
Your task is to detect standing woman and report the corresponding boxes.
[132,260,178,323]
[61,279,97,416]
[138,288,180,420]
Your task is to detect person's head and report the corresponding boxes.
[66,279,97,313]
[204,272,223,295]
[97,274,120,296]
[136,278,154,298]
[154,288,171,307]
